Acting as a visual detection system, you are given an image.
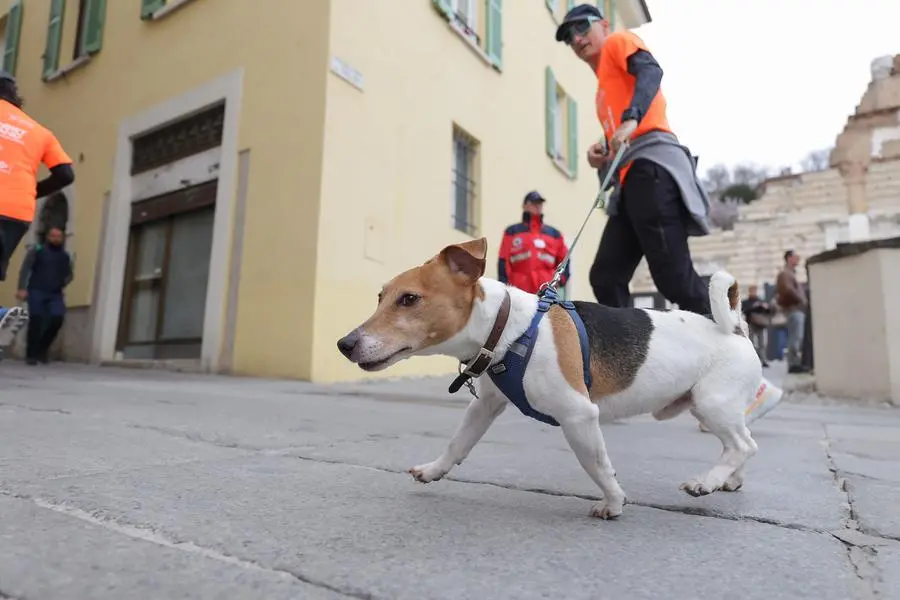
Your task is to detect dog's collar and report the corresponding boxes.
[448,290,511,394]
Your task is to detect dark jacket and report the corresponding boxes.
[742,295,773,329]
[18,243,73,294]
[776,266,807,310]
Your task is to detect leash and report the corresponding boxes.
[541,142,630,293]
[450,142,630,401]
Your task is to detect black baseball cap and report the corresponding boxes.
[0,70,16,84]
[555,4,605,42]
[523,191,546,204]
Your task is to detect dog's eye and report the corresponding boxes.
[397,293,420,307]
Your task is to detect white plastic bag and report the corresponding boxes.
[744,376,784,425]
[698,376,784,432]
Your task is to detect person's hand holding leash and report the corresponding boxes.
[609,119,637,155]
[586,141,608,169]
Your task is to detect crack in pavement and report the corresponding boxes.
[0,402,71,415]
[4,416,893,599]
[0,490,376,600]
[0,591,26,600]
[822,424,884,599]
[124,421,899,544]
[292,453,895,542]
[126,424,269,452]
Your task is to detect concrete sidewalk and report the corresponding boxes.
[1,362,898,599]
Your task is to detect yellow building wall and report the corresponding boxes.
[1,0,330,379]
[311,1,615,382]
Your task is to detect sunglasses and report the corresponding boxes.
[563,16,600,45]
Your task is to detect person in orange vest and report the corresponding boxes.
[497,191,570,294]
[555,4,710,314]
[0,70,74,351]
[554,5,784,426]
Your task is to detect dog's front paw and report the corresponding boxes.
[590,499,624,520]
[722,472,744,492]
[408,461,448,484]
[679,478,719,497]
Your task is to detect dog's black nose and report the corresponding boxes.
[337,330,359,359]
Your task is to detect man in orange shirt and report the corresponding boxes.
[555,6,785,426]
[555,4,711,315]
[0,70,74,350]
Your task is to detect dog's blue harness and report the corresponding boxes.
[449,286,593,427]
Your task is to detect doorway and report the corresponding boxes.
[117,181,217,360]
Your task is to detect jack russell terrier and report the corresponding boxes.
[337,238,762,519]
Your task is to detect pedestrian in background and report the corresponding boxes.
[497,191,570,295]
[16,227,73,365]
[776,250,810,374]
[742,284,773,368]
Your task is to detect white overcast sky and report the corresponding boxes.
[635,0,900,174]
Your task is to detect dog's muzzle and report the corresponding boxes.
[336,328,361,360]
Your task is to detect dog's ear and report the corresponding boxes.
[441,238,487,282]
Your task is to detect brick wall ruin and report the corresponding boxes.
[630,54,900,295]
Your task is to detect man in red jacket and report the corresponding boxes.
[497,191,570,294]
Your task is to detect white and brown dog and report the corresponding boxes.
[337,238,762,519]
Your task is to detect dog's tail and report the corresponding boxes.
[708,270,745,336]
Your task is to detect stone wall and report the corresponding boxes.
[631,157,900,293]
[631,53,900,296]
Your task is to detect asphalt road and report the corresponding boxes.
[0,362,898,600]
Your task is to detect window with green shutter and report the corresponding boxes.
[78,0,108,56]
[43,0,66,78]
[2,0,23,76]
[431,0,503,72]
[545,67,556,159]
[567,97,578,177]
[545,69,579,179]
[599,0,617,30]
[485,0,502,69]
[142,0,166,20]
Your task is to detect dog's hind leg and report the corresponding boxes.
[680,395,757,497]
[556,394,626,519]
[409,386,507,484]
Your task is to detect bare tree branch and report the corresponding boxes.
[800,147,833,172]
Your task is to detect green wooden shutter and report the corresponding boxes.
[141,0,166,20]
[567,96,578,177]
[485,0,502,68]
[43,0,66,78]
[546,0,556,13]
[432,0,452,20]
[545,67,556,158]
[80,0,107,55]
[566,0,576,11]
[609,0,617,30]
[3,0,23,76]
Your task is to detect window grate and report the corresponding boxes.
[131,103,225,175]
[452,128,478,236]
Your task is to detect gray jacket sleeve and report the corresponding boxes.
[622,49,663,124]
[17,247,36,290]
